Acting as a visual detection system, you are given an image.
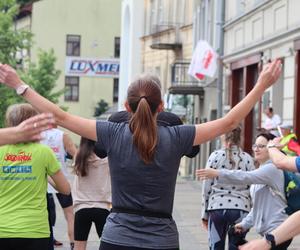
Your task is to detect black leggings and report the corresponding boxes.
[99,241,179,250]
[74,208,110,241]
[0,238,50,250]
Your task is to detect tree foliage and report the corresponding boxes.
[20,49,63,104]
[0,0,63,127]
[0,0,32,127]
[94,99,109,117]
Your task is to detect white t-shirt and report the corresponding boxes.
[40,128,67,193]
[263,114,281,130]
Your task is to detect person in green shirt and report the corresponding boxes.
[0,103,70,250]
[279,123,298,156]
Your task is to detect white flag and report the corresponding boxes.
[188,40,218,80]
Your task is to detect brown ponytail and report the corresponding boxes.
[127,75,162,164]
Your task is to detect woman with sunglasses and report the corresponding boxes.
[197,133,292,250]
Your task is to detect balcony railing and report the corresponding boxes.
[169,62,204,96]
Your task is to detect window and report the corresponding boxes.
[114,37,120,58]
[65,77,79,101]
[66,35,81,56]
[113,78,119,103]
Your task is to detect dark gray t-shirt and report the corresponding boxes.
[96,121,195,249]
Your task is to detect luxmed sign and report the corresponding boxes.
[65,57,119,78]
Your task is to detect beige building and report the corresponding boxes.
[136,0,223,177]
[16,0,122,142]
[223,0,300,153]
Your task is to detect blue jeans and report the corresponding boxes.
[208,209,248,250]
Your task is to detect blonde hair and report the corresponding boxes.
[5,103,38,127]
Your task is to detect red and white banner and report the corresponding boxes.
[188,40,218,80]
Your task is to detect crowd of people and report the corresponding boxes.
[2,59,300,250]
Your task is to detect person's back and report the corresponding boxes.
[73,155,111,211]
[41,128,66,172]
[0,142,59,238]
[72,138,111,250]
[201,127,254,250]
[0,103,69,250]
[97,112,194,249]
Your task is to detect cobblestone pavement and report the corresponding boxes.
[54,178,300,250]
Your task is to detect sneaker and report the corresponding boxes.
[54,239,63,247]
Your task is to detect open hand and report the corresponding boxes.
[196,168,219,180]
[16,113,55,142]
[0,64,22,89]
[256,59,282,90]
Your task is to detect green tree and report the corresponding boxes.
[21,49,63,104]
[0,0,32,127]
[94,99,109,117]
[0,0,63,127]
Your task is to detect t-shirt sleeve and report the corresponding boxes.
[175,125,196,156]
[296,157,300,173]
[96,121,116,153]
[45,147,61,176]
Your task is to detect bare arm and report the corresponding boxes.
[267,138,298,172]
[49,170,71,195]
[63,133,77,157]
[0,64,97,141]
[239,211,300,250]
[268,147,297,172]
[0,113,54,146]
[194,59,282,145]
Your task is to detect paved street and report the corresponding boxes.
[54,178,300,250]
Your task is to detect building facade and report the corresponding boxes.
[223,0,300,153]
[128,0,224,177]
[16,0,122,142]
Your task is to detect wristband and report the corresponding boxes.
[264,233,276,248]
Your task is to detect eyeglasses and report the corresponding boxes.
[252,144,267,150]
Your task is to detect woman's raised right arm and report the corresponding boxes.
[0,64,97,141]
[193,59,282,145]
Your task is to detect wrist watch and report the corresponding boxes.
[16,84,29,95]
[264,233,276,248]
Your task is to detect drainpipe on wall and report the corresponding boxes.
[216,0,225,119]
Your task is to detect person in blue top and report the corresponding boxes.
[0,60,281,250]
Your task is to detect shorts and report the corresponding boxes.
[0,238,50,250]
[56,193,73,208]
[74,208,110,241]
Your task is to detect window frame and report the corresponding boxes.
[66,35,81,56]
[64,76,79,102]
